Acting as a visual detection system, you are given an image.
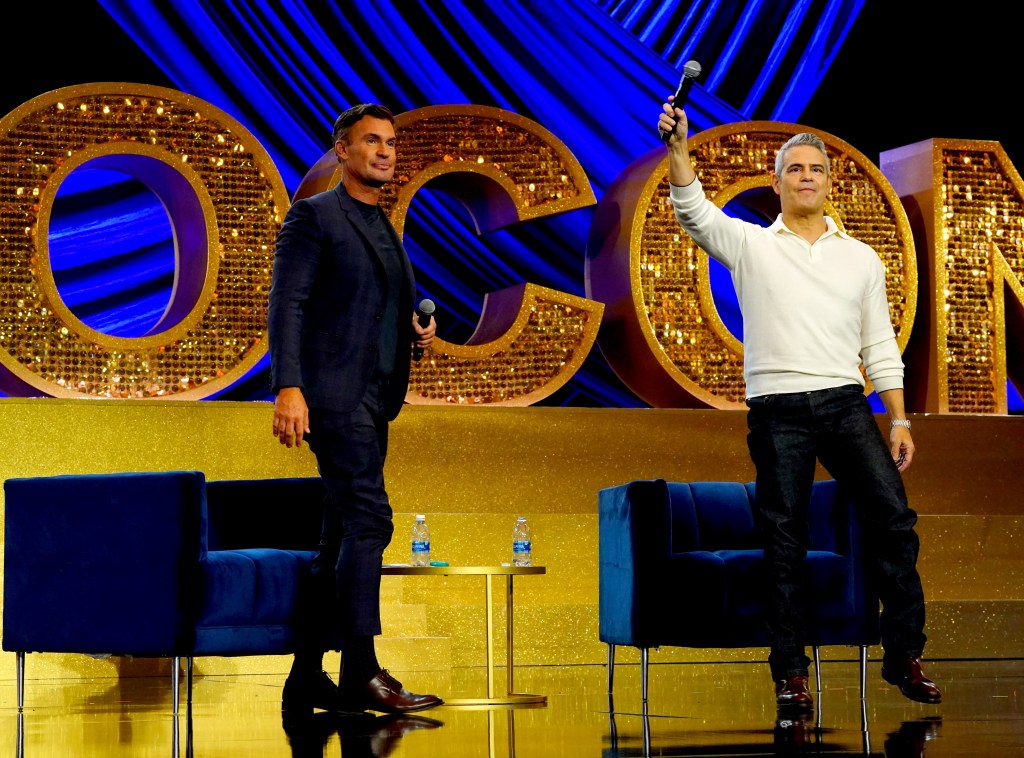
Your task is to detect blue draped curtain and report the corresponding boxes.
[46,0,864,405]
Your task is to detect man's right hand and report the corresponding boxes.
[660,98,696,187]
[660,96,688,144]
[273,387,309,448]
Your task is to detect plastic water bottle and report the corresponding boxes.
[411,514,431,566]
[512,516,532,567]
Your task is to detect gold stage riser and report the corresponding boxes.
[0,399,1021,681]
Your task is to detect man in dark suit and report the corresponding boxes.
[268,103,442,717]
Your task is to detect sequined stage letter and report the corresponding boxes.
[0,83,289,399]
[884,139,1024,414]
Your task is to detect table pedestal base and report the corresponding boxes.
[381,565,547,706]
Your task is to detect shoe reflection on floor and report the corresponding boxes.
[884,717,942,758]
[283,711,344,758]
[282,710,444,758]
[774,706,818,752]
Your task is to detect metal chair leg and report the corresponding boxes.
[641,647,650,704]
[607,644,615,693]
[642,703,651,755]
[186,657,194,711]
[860,686,872,753]
[172,656,180,716]
[16,651,25,711]
[607,694,618,749]
[813,645,822,692]
[859,645,868,700]
[16,711,24,758]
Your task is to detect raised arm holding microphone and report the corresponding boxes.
[658,97,941,709]
[267,103,441,720]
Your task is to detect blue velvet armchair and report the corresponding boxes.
[2,470,335,713]
[598,479,880,705]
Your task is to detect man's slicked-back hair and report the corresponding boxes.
[332,103,395,146]
[774,132,830,177]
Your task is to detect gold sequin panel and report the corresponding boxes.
[0,83,288,399]
[940,142,1019,414]
[882,139,1024,414]
[407,283,602,405]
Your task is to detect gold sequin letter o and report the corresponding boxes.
[0,83,289,399]
[294,105,604,406]
[587,121,917,409]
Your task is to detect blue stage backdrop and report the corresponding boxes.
[14,1,1022,411]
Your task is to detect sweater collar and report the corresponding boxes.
[768,214,852,241]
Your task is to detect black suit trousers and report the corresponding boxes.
[305,380,396,643]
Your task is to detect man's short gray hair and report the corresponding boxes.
[774,132,830,177]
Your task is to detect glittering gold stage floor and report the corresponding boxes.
[3,658,1023,757]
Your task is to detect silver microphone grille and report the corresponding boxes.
[682,60,702,79]
[418,298,436,315]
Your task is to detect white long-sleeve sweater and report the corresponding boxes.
[670,179,904,399]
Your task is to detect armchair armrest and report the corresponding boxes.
[599,479,678,645]
[2,470,207,656]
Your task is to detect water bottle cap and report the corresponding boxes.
[415,514,425,521]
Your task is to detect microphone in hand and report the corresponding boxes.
[661,59,702,144]
[413,298,435,361]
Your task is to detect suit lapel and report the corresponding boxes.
[333,184,380,256]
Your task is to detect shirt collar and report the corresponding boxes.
[768,214,852,240]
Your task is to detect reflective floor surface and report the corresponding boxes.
[2,658,1022,756]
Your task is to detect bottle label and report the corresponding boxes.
[412,540,430,553]
[512,540,531,553]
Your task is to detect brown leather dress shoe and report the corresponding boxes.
[774,675,813,708]
[340,669,444,714]
[882,657,942,704]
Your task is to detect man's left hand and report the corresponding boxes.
[412,311,436,352]
[890,427,914,472]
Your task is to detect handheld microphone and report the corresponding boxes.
[661,60,702,144]
[412,298,435,361]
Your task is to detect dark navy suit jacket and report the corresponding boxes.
[268,183,416,420]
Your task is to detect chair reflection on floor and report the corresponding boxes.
[605,693,652,757]
[14,681,191,758]
[172,704,193,758]
[605,690,880,757]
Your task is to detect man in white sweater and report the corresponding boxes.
[657,101,941,709]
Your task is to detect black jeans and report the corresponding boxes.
[306,380,395,642]
[745,384,927,680]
